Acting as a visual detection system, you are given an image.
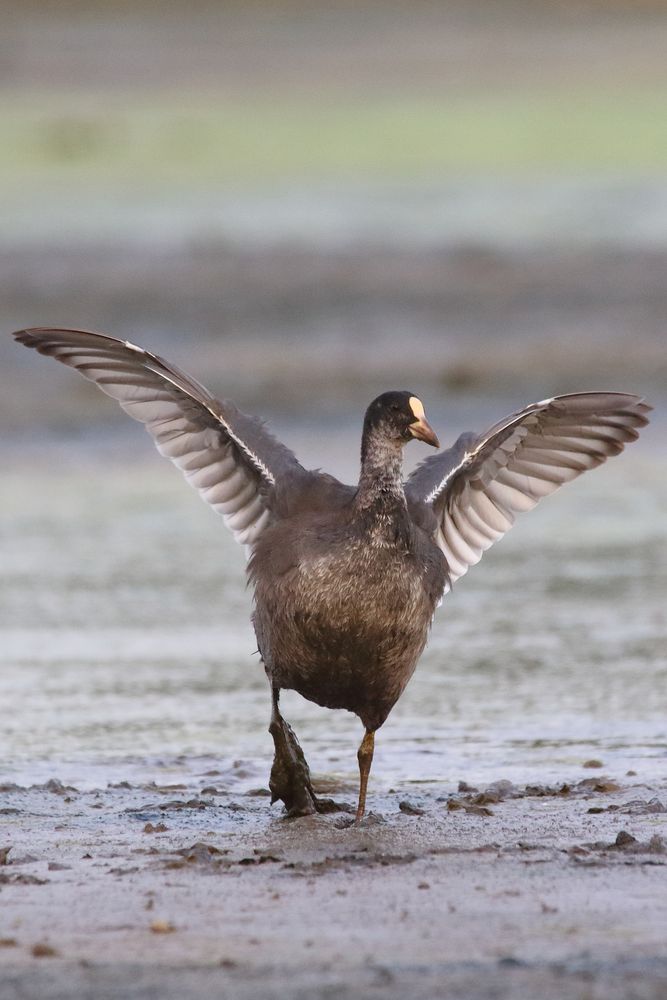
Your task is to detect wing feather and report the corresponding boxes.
[408,391,650,590]
[13,327,306,549]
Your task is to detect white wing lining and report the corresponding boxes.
[428,393,650,591]
[13,328,294,549]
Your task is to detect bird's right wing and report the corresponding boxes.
[407,392,651,589]
[14,327,307,549]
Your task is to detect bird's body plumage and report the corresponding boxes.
[250,480,446,732]
[12,327,651,820]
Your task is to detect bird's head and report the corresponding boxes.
[362,391,440,450]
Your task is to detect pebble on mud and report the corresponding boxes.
[32,943,59,958]
[150,920,176,934]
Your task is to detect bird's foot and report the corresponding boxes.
[269,717,350,817]
[269,716,318,817]
[311,796,348,814]
[286,794,347,818]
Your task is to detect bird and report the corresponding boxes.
[13,327,651,821]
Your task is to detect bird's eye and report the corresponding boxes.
[390,403,401,413]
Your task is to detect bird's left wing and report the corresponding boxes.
[406,392,651,590]
[13,327,307,549]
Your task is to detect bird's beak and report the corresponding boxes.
[409,417,440,448]
[408,397,440,449]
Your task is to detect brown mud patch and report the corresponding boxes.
[1,770,667,998]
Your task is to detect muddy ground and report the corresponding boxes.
[1,772,666,1000]
[2,5,666,998]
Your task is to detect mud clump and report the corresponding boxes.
[588,797,666,816]
[448,779,519,816]
[175,842,227,864]
[399,800,425,816]
[570,831,666,863]
[592,831,665,854]
[150,920,175,934]
[35,779,78,796]
[32,943,59,957]
[127,798,214,816]
[524,777,620,797]
[163,841,230,870]
[143,782,188,794]
[0,872,49,885]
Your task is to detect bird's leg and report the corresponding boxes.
[355,729,376,823]
[268,688,343,817]
[268,687,318,816]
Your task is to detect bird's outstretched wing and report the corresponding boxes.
[14,327,307,549]
[406,392,651,590]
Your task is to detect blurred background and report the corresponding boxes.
[1,1,665,789]
[2,0,667,422]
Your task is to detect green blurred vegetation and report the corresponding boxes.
[3,89,667,191]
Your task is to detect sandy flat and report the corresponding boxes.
[1,771,666,1000]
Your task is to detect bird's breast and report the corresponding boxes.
[295,538,428,616]
[252,527,445,728]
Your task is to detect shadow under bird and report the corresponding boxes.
[13,328,651,821]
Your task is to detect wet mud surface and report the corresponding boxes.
[1,769,666,1000]
[1,449,666,996]
[2,383,665,1000]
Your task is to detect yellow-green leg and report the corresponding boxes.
[355,729,375,823]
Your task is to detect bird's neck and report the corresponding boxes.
[354,431,406,516]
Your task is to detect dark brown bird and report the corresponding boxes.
[13,328,651,821]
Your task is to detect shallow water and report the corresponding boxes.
[1,424,665,799]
